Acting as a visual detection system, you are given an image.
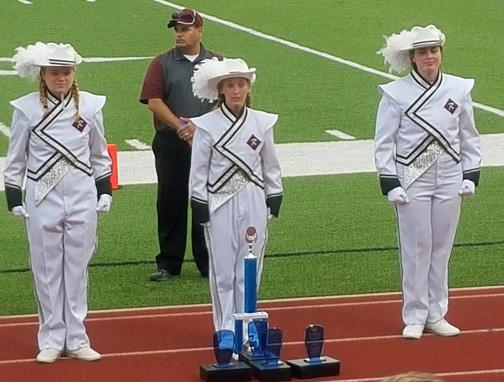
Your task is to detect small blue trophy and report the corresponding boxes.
[199,330,252,382]
[305,324,324,363]
[213,330,235,368]
[287,324,340,379]
[262,327,283,367]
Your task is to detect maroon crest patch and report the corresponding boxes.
[443,98,458,114]
[72,117,87,132]
[247,134,261,150]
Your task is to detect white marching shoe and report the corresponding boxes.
[66,347,102,361]
[36,348,61,363]
[402,324,424,339]
[424,319,460,336]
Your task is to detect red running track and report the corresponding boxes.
[0,286,503,381]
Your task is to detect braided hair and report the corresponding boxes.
[38,68,80,123]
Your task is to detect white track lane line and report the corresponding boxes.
[1,291,503,328]
[1,328,503,366]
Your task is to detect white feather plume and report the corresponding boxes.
[13,41,48,81]
[192,58,223,102]
[377,29,414,74]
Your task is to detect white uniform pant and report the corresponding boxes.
[396,153,462,325]
[205,183,268,334]
[25,169,98,351]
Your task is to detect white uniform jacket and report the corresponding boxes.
[374,70,481,194]
[189,104,283,223]
[4,91,112,209]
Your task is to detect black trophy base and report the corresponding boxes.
[238,351,266,364]
[239,352,291,381]
[286,356,340,379]
[250,360,292,381]
[200,362,252,382]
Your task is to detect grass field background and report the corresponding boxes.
[0,0,502,316]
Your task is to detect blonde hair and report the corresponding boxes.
[38,68,80,124]
[381,371,443,382]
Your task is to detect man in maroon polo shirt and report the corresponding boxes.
[139,8,220,281]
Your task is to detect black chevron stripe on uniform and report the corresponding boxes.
[214,104,264,189]
[27,151,63,180]
[395,135,435,166]
[207,165,240,193]
[32,91,93,176]
[405,70,460,163]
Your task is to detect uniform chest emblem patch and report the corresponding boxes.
[72,117,88,132]
[444,98,458,114]
[247,134,261,150]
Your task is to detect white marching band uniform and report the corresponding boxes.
[374,69,481,326]
[4,90,111,352]
[189,103,283,333]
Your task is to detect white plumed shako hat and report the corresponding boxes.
[13,42,82,81]
[377,24,445,73]
[192,58,256,102]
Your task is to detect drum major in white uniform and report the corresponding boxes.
[374,25,481,339]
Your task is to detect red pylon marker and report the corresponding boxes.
[107,143,119,190]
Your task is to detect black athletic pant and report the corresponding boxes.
[152,129,208,276]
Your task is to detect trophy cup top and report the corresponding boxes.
[245,226,257,244]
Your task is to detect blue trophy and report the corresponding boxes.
[287,324,340,379]
[262,327,283,367]
[305,324,324,362]
[213,330,235,367]
[199,330,252,382]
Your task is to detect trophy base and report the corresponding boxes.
[286,356,340,379]
[239,352,291,381]
[238,351,266,364]
[199,362,252,382]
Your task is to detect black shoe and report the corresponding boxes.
[149,269,170,282]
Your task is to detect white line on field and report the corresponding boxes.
[150,0,504,118]
[125,139,151,150]
[0,123,11,138]
[325,130,355,140]
[0,70,17,76]
[17,0,32,4]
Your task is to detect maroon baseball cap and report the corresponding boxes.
[167,8,203,28]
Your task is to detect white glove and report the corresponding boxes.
[96,194,112,213]
[458,179,475,197]
[267,207,274,220]
[387,187,410,205]
[11,204,29,218]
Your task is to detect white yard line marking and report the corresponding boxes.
[0,122,11,138]
[1,133,504,191]
[325,129,356,140]
[0,70,18,76]
[2,291,502,328]
[125,139,151,150]
[151,0,504,118]
[17,0,33,4]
